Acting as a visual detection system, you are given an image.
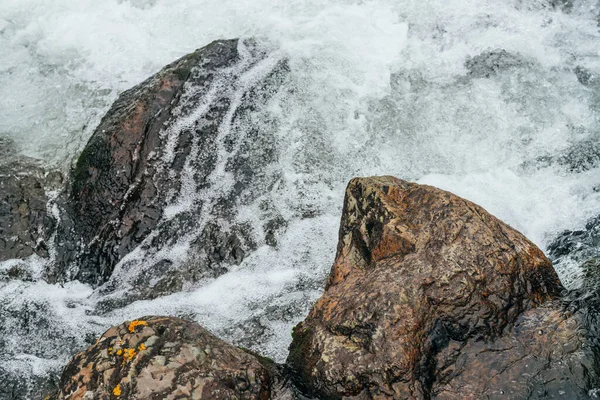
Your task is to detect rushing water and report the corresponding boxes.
[1,0,600,397]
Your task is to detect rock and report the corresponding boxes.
[287,176,600,399]
[574,66,598,87]
[0,150,61,263]
[0,136,18,164]
[0,363,60,400]
[548,0,574,12]
[548,213,600,287]
[465,49,529,78]
[51,38,289,303]
[52,316,295,400]
[556,138,600,173]
[533,137,600,174]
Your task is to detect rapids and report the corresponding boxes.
[1,0,599,397]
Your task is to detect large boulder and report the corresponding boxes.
[51,39,289,305]
[287,176,600,399]
[53,316,293,400]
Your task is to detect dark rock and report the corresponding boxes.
[465,49,529,78]
[556,138,600,172]
[549,214,600,287]
[287,176,600,399]
[574,66,597,87]
[52,316,295,399]
[0,136,19,164]
[548,216,600,398]
[549,0,574,12]
[527,135,600,174]
[515,0,574,13]
[0,364,60,400]
[50,39,289,302]
[0,153,61,263]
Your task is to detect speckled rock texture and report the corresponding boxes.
[53,316,294,400]
[287,176,600,399]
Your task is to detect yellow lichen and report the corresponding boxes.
[138,343,146,351]
[113,384,121,397]
[116,349,123,356]
[123,348,136,362]
[128,320,147,333]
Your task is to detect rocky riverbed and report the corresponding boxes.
[48,176,600,399]
[2,1,600,398]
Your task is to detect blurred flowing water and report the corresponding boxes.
[1,0,600,397]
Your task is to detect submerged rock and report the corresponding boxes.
[465,49,529,78]
[53,316,295,400]
[51,39,289,304]
[574,65,598,87]
[287,176,600,399]
[532,136,600,174]
[549,213,600,287]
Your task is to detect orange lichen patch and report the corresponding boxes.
[128,320,148,333]
[138,343,146,351]
[123,348,137,362]
[113,384,121,397]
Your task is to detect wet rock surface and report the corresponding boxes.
[52,316,295,400]
[50,38,289,304]
[0,367,60,400]
[0,155,60,263]
[549,213,600,288]
[287,176,600,399]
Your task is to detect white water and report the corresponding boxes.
[1,0,600,396]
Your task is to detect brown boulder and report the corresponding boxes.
[287,176,599,399]
[54,316,291,400]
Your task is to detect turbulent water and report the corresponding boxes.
[1,0,600,397]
